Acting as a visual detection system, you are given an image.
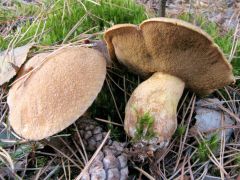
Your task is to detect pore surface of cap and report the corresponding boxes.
[7,47,106,140]
[104,17,234,94]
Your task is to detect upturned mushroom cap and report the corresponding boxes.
[104,17,235,95]
[7,47,106,140]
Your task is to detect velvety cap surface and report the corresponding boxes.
[7,47,106,140]
[16,52,49,78]
[104,17,234,94]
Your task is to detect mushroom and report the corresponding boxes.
[7,47,106,140]
[104,18,235,149]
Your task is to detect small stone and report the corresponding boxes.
[107,168,120,180]
[194,98,234,142]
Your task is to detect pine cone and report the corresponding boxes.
[74,117,129,180]
[81,141,128,180]
[74,117,111,151]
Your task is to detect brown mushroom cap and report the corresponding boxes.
[104,17,235,95]
[7,47,106,140]
[17,52,50,78]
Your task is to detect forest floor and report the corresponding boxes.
[0,0,240,179]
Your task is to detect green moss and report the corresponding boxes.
[0,1,39,21]
[11,144,33,160]
[234,153,240,172]
[107,123,122,141]
[174,125,186,138]
[36,156,49,167]
[0,0,147,50]
[133,110,156,142]
[196,134,219,162]
[235,153,240,165]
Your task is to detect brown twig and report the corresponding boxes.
[157,0,167,17]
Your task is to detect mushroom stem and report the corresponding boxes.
[124,72,185,148]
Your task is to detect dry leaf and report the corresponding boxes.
[194,98,234,142]
[0,43,34,85]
